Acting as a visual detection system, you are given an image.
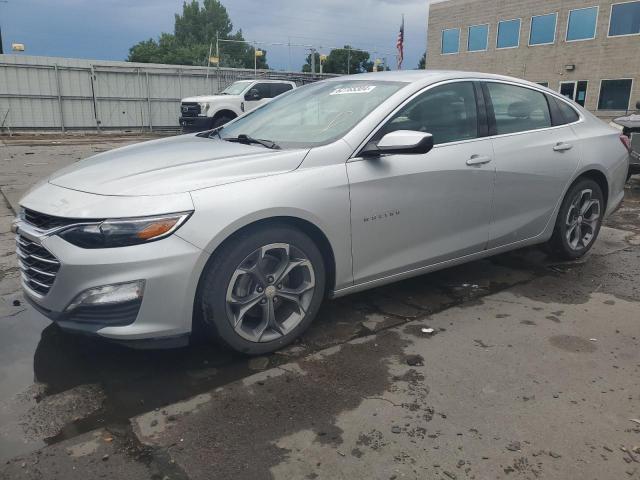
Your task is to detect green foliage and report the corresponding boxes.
[302,46,376,74]
[418,52,426,69]
[127,0,268,69]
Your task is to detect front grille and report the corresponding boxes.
[67,300,142,326]
[180,102,201,117]
[16,234,61,295]
[23,208,78,231]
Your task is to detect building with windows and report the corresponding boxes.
[426,0,640,119]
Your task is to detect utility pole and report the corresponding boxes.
[309,47,316,74]
[206,42,212,80]
[347,47,351,75]
[0,1,8,55]
[216,31,220,92]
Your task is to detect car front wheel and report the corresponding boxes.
[547,178,604,260]
[197,224,326,355]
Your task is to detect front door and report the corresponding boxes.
[484,81,581,248]
[347,81,495,285]
[244,83,273,112]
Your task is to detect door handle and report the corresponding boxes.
[466,155,492,166]
[553,142,573,152]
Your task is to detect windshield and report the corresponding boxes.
[219,80,407,148]
[221,81,251,95]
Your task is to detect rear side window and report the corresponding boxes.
[554,97,580,124]
[379,81,478,145]
[486,82,551,134]
[272,83,294,96]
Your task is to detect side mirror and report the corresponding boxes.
[361,130,434,157]
[245,88,262,101]
[636,100,640,110]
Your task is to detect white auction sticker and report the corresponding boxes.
[329,85,377,96]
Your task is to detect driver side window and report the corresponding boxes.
[379,82,479,145]
[253,83,273,99]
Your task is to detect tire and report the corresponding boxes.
[547,178,604,260]
[211,113,234,129]
[197,224,326,355]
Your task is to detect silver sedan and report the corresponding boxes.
[16,71,630,354]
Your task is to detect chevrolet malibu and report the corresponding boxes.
[15,71,630,354]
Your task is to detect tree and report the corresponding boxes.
[302,46,374,74]
[418,52,426,69]
[127,0,268,69]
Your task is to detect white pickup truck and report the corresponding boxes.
[179,79,296,132]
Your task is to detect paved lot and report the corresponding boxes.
[0,134,639,479]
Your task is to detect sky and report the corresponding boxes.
[0,0,435,71]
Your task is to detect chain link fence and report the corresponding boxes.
[0,55,336,133]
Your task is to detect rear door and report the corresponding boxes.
[271,82,294,98]
[483,81,581,248]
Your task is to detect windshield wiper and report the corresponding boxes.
[208,126,224,139]
[223,134,281,150]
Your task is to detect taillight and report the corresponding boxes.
[620,134,631,152]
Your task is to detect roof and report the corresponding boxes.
[233,79,296,84]
[325,69,545,89]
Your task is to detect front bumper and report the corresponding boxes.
[179,116,213,133]
[17,223,205,343]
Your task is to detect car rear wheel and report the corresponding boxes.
[197,224,325,355]
[547,178,604,260]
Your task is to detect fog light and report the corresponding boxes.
[65,280,145,312]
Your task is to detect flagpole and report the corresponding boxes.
[401,13,404,70]
[396,14,405,71]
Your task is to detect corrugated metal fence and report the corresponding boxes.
[0,55,335,132]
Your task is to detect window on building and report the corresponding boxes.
[609,1,640,36]
[598,79,633,110]
[379,82,479,145]
[575,81,588,106]
[468,24,489,51]
[566,6,598,41]
[529,13,557,45]
[441,28,460,54]
[560,81,588,106]
[497,19,521,48]
[485,82,551,134]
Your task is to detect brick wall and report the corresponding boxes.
[426,0,640,120]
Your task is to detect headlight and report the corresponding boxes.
[58,212,192,249]
[198,102,210,116]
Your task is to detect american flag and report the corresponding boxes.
[396,15,405,70]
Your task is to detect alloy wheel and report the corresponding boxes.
[565,188,601,250]
[225,243,316,343]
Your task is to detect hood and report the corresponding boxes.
[182,94,240,102]
[48,134,309,196]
